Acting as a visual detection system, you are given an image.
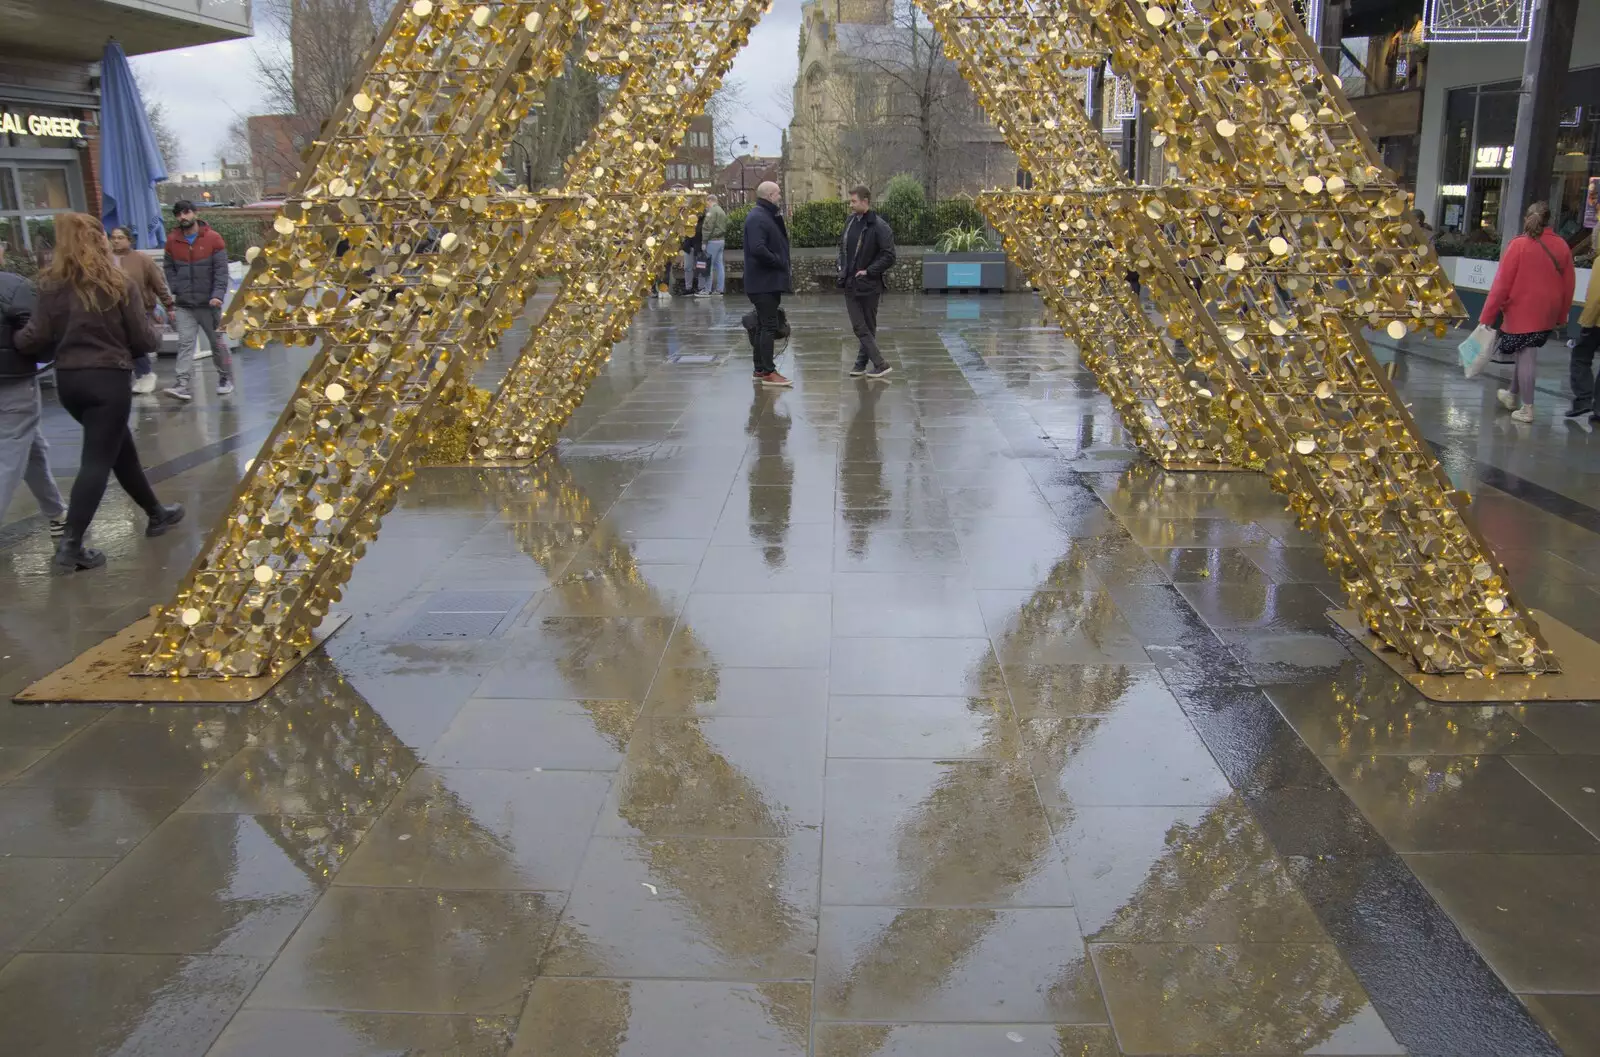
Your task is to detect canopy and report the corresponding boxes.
[99,40,168,250]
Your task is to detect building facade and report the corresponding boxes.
[1412,5,1600,248]
[718,153,782,204]
[783,0,1015,205]
[1,0,251,264]
[664,114,715,190]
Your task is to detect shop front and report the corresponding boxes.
[1432,67,1600,250]
[0,94,95,265]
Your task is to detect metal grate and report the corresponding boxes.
[397,611,511,640]
[426,590,530,613]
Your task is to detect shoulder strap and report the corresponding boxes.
[1530,232,1565,276]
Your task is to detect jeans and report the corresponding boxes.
[174,305,233,388]
[0,376,66,521]
[748,292,783,375]
[680,251,704,295]
[1570,326,1600,411]
[55,369,161,535]
[846,293,885,369]
[705,239,726,293]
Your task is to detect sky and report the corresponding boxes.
[131,0,806,172]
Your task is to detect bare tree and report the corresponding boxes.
[254,0,388,129]
[798,68,895,197]
[835,0,985,201]
[706,78,748,166]
[134,73,183,173]
[502,32,605,190]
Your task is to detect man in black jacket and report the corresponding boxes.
[0,244,67,536]
[839,186,896,378]
[743,181,793,387]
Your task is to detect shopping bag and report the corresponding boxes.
[1458,325,1497,378]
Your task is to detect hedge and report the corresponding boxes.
[723,203,752,249]
[790,199,851,248]
[204,218,271,262]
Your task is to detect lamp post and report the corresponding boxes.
[736,135,751,204]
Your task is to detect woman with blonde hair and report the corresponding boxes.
[16,212,182,571]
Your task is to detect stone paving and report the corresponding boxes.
[1,294,1599,1056]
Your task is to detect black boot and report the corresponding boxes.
[53,529,106,572]
[145,503,186,537]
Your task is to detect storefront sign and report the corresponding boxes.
[0,111,83,139]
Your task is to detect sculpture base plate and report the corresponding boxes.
[1329,608,1600,702]
[1157,460,1252,473]
[437,458,535,468]
[12,614,350,705]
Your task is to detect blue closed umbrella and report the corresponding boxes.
[99,40,168,251]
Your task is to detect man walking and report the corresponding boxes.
[162,200,234,400]
[0,242,68,537]
[743,181,792,387]
[702,194,729,295]
[839,185,896,379]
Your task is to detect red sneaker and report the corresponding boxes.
[761,372,793,388]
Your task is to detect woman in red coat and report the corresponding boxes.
[1481,201,1575,422]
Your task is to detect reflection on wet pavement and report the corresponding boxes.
[1,294,1594,1054]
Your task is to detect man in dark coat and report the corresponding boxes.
[742,181,793,387]
[838,185,896,378]
[161,200,234,400]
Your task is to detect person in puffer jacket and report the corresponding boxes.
[0,242,67,538]
[161,200,234,400]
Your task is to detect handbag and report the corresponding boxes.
[1458,324,1497,377]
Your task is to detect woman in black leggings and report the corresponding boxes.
[16,212,183,571]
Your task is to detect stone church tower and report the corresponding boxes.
[833,0,891,22]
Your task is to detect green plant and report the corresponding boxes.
[789,199,850,248]
[204,218,271,261]
[723,203,752,249]
[935,226,993,253]
[930,197,985,237]
[880,175,928,245]
[1434,233,1501,262]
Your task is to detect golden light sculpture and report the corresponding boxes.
[934,0,1249,470]
[467,0,768,464]
[922,0,1555,679]
[17,0,1565,698]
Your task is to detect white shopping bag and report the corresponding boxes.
[1458,325,1497,378]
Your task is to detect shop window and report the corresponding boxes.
[18,168,71,211]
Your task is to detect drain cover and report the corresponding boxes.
[393,588,531,640]
[398,611,510,640]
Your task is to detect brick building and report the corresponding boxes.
[664,114,715,189]
[717,154,783,205]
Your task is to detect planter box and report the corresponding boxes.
[1438,256,1591,328]
[923,251,1008,292]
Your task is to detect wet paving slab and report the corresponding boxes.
[1,294,1597,1054]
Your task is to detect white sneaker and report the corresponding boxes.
[131,373,156,394]
[1496,389,1517,411]
[216,380,234,396]
[163,385,193,402]
[1511,405,1534,423]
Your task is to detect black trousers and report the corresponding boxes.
[846,293,884,369]
[55,369,160,535]
[1570,326,1600,411]
[748,292,783,375]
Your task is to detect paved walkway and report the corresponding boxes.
[1,294,1598,1056]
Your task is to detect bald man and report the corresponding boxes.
[741,181,793,387]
